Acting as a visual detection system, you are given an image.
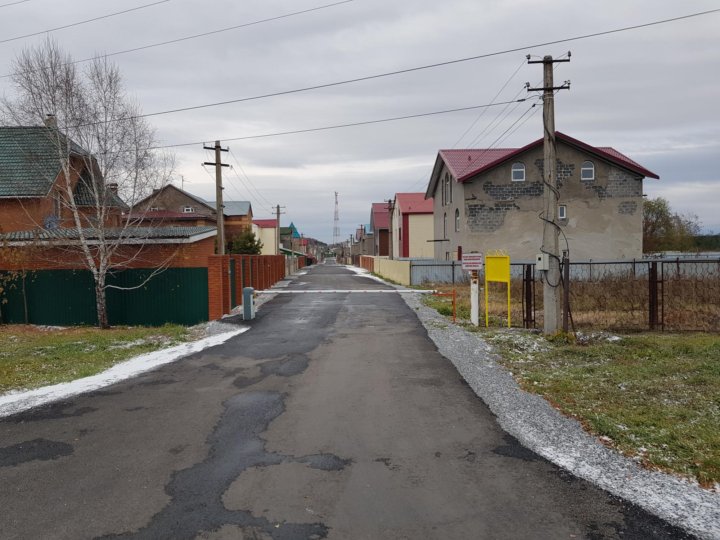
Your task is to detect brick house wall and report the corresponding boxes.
[0,237,216,271]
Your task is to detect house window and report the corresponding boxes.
[182,206,195,213]
[454,208,460,232]
[558,205,567,220]
[149,206,160,211]
[446,174,452,204]
[443,212,447,238]
[581,160,595,181]
[511,162,525,182]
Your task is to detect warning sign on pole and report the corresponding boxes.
[461,252,483,271]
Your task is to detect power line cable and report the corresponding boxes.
[148,99,526,150]
[228,148,275,210]
[0,0,30,8]
[71,7,720,127]
[0,0,171,45]
[0,0,354,79]
[451,59,525,148]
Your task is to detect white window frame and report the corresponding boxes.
[511,162,525,182]
[454,208,460,232]
[581,160,595,181]
[182,206,195,213]
[558,204,567,220]
[149,206,160,212]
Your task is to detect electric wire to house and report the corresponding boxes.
[228,148,275,212]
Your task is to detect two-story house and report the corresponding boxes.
[425,132,659,261]
[0,126,126,233]
[391,193,434,259]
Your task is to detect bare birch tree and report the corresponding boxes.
[0,39,174,328]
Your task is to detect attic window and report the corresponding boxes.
[149,207,160,212]
[581,160,595,181]
[511,162,525,182]
[182,206,195,213]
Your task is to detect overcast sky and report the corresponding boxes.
[1,0,718,242]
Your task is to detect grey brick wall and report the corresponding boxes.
[466,202,518,233]
[584,168,642,200]
[618,201,638,215]
[482,180,543,200]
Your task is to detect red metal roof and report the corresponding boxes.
[253,219,277,228]
[371,202,390,230]
[438,132,659,183]
[396,192,434,214]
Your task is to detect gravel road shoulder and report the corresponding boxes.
[397,287,720,540]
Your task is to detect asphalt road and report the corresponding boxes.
[0,262,692,539]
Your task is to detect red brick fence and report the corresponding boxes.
[208,254,295,320]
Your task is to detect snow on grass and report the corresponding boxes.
[0,326,246,419]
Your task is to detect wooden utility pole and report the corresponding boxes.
[203,141,229,254]
[275,204,286,255]
[528,54,570,334]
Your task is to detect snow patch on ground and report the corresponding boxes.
[400,293,720,540]
[0,325,246,419]
[346,265,393,284]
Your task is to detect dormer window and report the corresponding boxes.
[581,160,595,181]
[149,206,160,212]
[182,206,195,213]
[511,162,525,182]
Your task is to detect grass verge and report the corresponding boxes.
[422,294,720,487]
[0,324,189,393]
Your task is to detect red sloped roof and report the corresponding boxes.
[438,132,659,183]
[253,219,277,228]
[371,202,390,230]
[396,192,433,214]
[439,148,518,182]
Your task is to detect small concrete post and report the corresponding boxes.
[243,287,255,320]
[470,270,479,326]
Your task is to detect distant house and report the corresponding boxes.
[133,185,253,251]
[208,200,253,241]
[131,184,216,227]
[370,202,390,256]
[0,125,126,234]
[0,127,216,274]
[252,219,278,255]
[279,222,301,250]
[391,193,434,259]
[425,132,659,261]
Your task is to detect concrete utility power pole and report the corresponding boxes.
[527,54,570,334]
[275,204,286,255]
[203,141,230,255]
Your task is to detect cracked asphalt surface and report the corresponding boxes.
[0,262,693,539]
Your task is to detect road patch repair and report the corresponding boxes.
[352,266,719,540]
[0,322,246,419]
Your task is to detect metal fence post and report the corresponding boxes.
[649,261,659,330]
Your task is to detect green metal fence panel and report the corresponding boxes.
[0,270,97,325]
[106,268,209,326]
[0,267,209,327]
